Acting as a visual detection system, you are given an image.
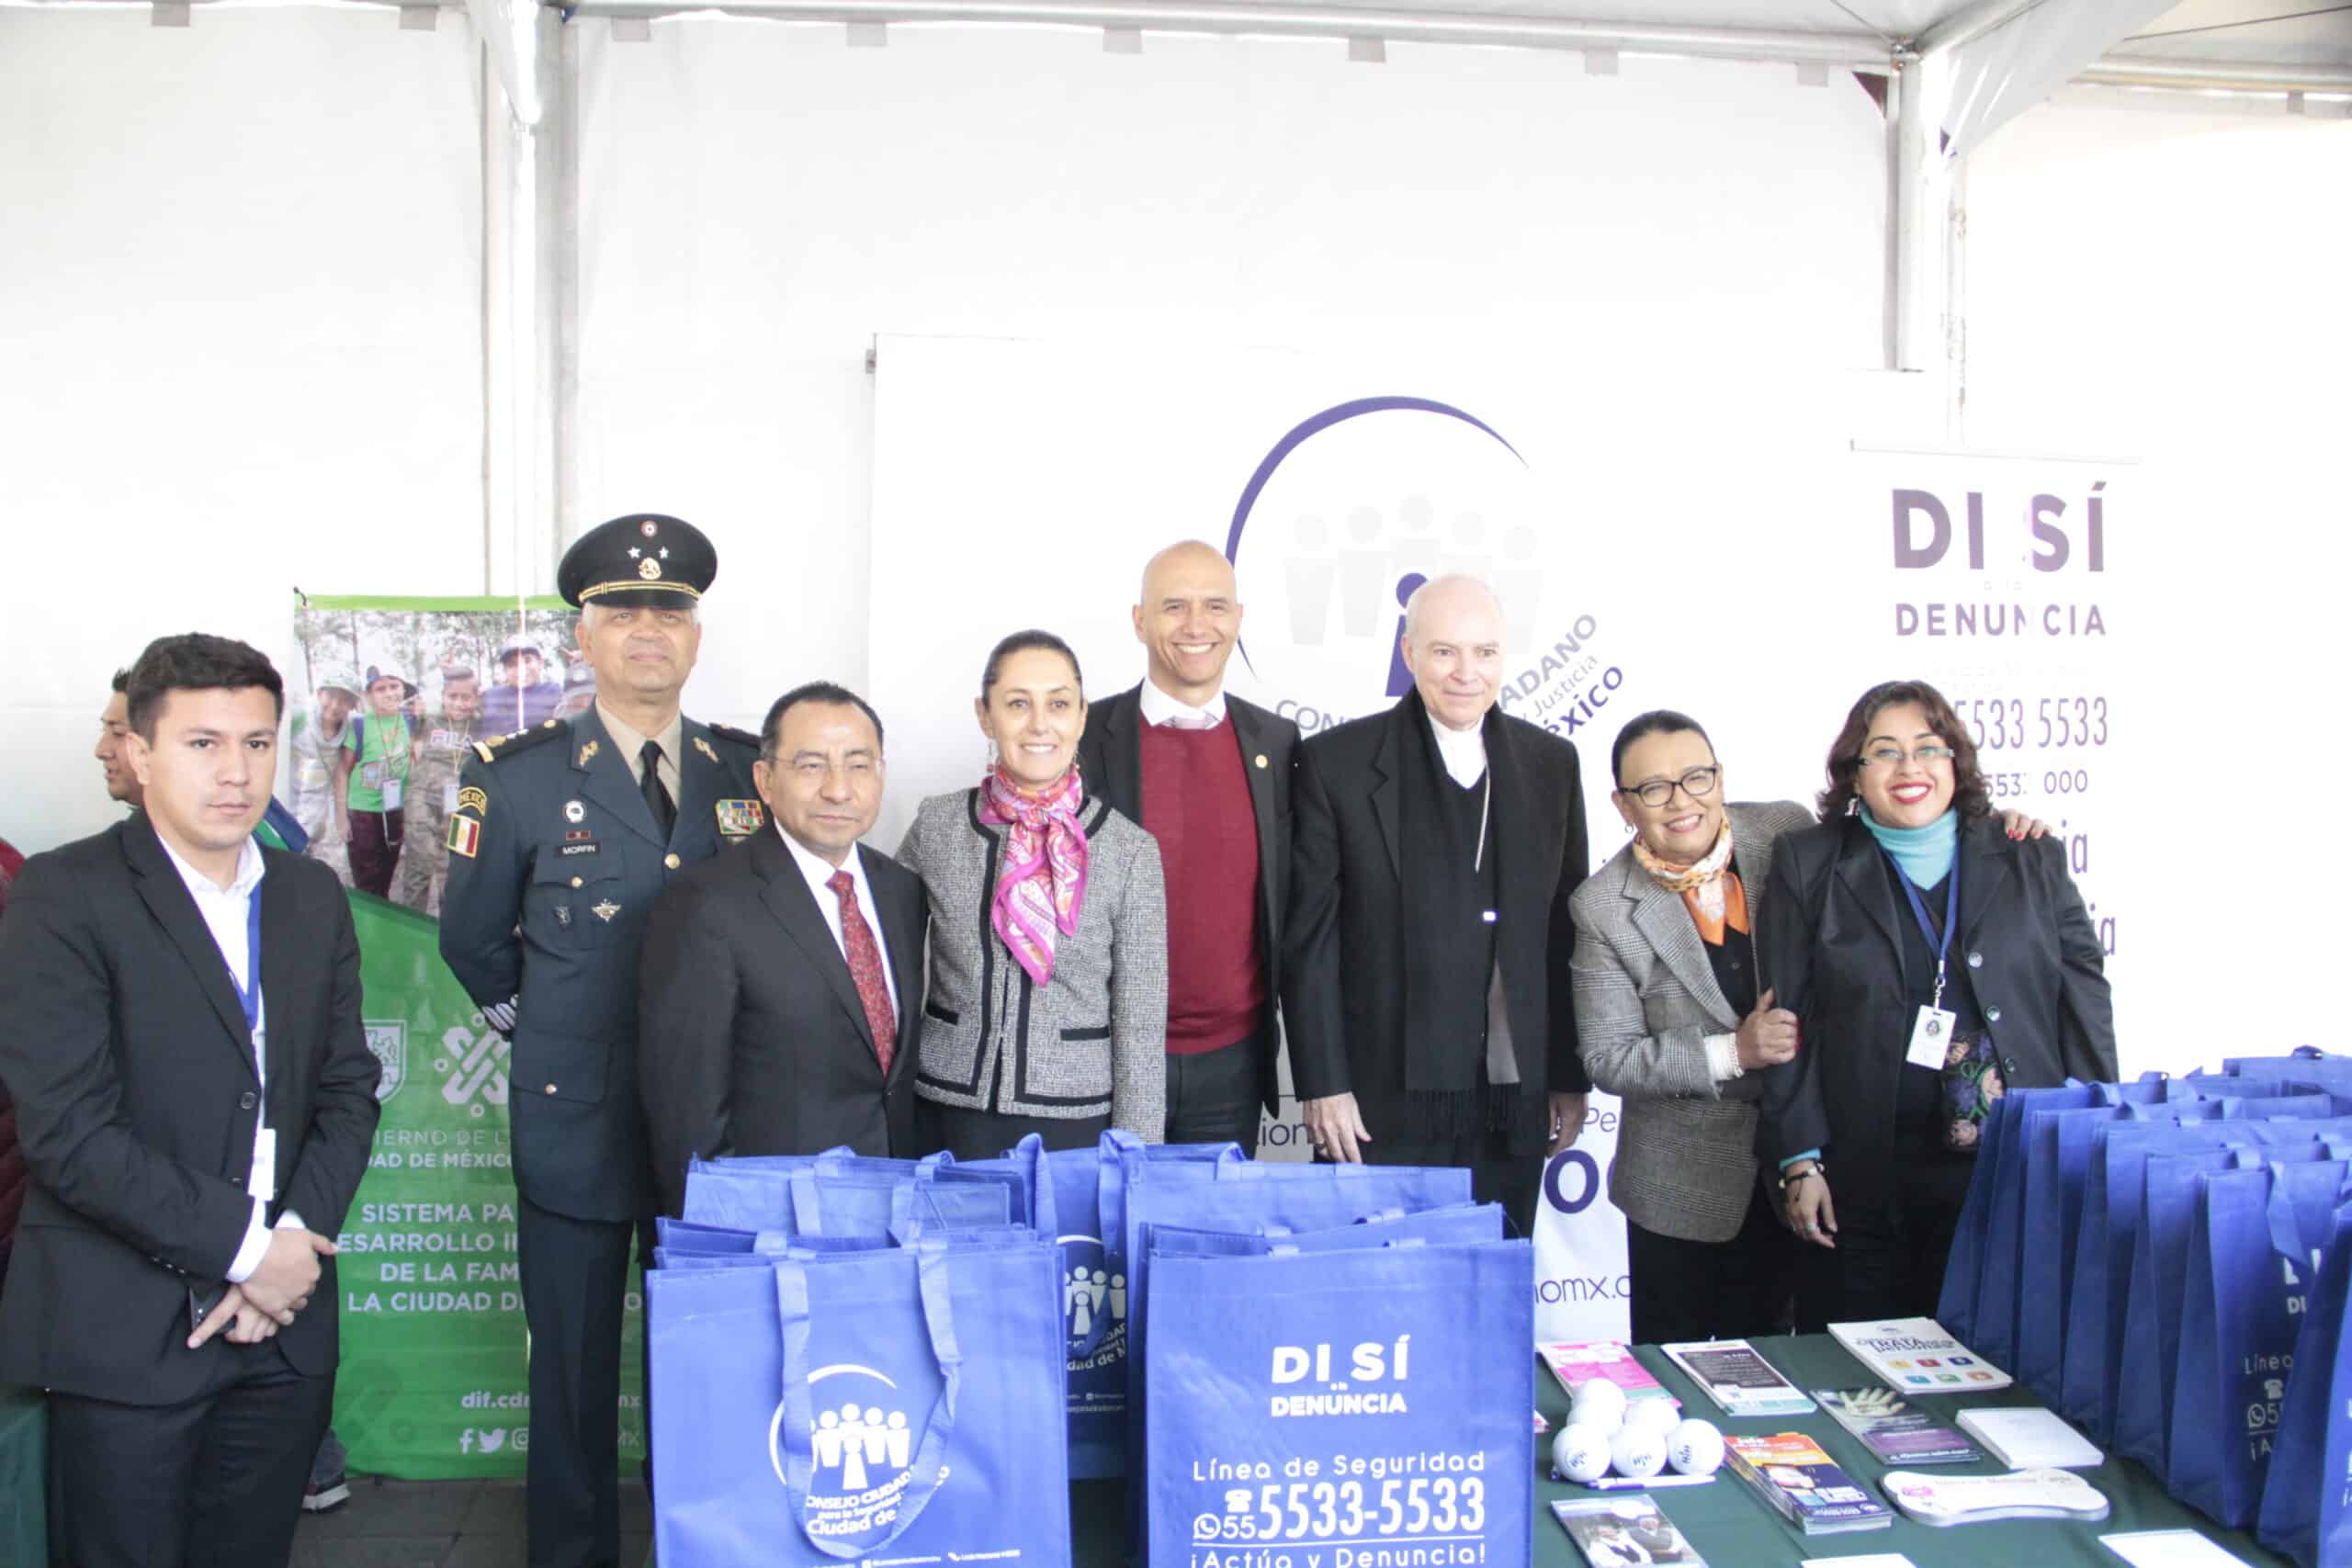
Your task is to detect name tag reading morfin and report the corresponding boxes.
[715,798,764,838]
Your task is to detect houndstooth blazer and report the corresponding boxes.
[1569,799,1815,1244]
[895,788,1167,1140]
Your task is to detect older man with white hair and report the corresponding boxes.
[1281,574,1589,1235]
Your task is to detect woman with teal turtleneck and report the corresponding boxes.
[1756,679,2117,1331]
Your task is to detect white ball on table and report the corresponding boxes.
[1551,1423,1614,1484]
[1623,1398,1682,1436]
[1568,1379,1628,1434]
[1608,1423,1668,1480]
[1665,1417,1724,1476]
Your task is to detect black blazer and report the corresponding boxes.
[1281,699,1591,1137]
[636,827,928,1218]
[1756,814,2118,1176]
[1076,682,1298,1113]
[0,816,381,1404]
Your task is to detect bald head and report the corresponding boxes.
[1133,540,1243,706]
[1399,574,1506,732]
[1402,574,1505,648]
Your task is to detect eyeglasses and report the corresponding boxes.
[1860,744,1954,770]
[1622,766,1720,808]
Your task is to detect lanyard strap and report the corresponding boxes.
[233,892,263,1033]
[1884,850,1959,1010]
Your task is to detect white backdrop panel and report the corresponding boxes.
[0,7,483,852]
[572,24,1888,741]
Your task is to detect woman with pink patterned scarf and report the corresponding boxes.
[896,631,1169,1160]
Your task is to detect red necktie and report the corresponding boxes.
[828,871,897,1077]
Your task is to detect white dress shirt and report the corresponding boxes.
[1138,678,1227,730]
[156,834,305,1282]
[777,825,899,1022]
[1428,711,1488,787]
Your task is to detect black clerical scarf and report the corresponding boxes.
[1395,691,1532,1141]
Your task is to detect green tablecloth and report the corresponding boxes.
[0,1382,45,1567]
[1530,1336,2289,1567]
[1061,1335,2288,1566]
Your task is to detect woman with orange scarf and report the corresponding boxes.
[896,631,1169,1160]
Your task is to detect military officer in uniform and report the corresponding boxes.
[438,514,763,1568]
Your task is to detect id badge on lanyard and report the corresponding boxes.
[1893,855,1960,1071]
[231,897,276,1201]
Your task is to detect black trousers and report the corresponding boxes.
[1163,1033,1267,1156]
[1794,1143,1976,1333]
[1626,1172,1797,1346]
[46,1345,332,1568]
[517,1195,635,1568]
[915,1099,1111,1163]
[1332,1131,1544,1240]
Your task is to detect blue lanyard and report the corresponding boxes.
[232,892,262,1033]
[1884,851,1958,1011]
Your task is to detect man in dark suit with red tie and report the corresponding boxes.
[0,634,382,1567]
[636,682,926,1217]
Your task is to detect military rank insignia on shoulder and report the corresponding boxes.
[706,722,762,753]
[473,722,569,767]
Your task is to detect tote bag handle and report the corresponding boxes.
[775,1239,966,1558]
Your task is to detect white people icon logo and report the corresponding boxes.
[771,1362,933,1535]
[1059,1235,1126,1348]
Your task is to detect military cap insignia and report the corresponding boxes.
[640,518,659,537]
[592,899,622,923]
[693,736,721,764]
[458,787,490,816]
[715,799,765,838]
[577,740,601,768]
[447,815,482,859]
[639,558,662,581]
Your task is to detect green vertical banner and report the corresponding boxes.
[296,595,644,1480]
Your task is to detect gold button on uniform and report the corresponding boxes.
[1255,754,1269,769]
[571,876,583,888]
[544,1083,558,1095]
[665,853,681,870]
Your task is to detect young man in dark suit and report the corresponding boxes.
[1075,541,1296,1154]
[637,682,926,1217]
[1282,575,1589,1237]
[0,634,382,1568]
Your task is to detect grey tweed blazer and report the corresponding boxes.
[896,788,1167,1140]
[1569,799,1815,1243]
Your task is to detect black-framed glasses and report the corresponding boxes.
[1623,766,1721,808]
[1860,744,1954,770]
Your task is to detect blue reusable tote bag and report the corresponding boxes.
[2055,1116,2348,1438]
[2169,1158,2351,1528]
[1121,1163,1474,1552]
[995,1132,1238,1479]
[2257,1198,2352,1568]
[2115,1140,2347,1474]
[2015,1088,2335,1401]
[648,1235,1071,1568]
[1146,1239,1535,1568]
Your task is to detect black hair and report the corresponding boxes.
[1611,709,1713,787]
[110,668,131,695]
[980,630,1083,698]
[762,681,886,758]
[125,634,286,740]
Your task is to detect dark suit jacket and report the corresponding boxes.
[0,816,381,1404]
[636,827,928,1218]
[1756,813,2118,1176]
[1076,682,1297,1113]
[1281,698,1592,1137]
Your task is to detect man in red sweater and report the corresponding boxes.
[1076,541,1299,1153]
